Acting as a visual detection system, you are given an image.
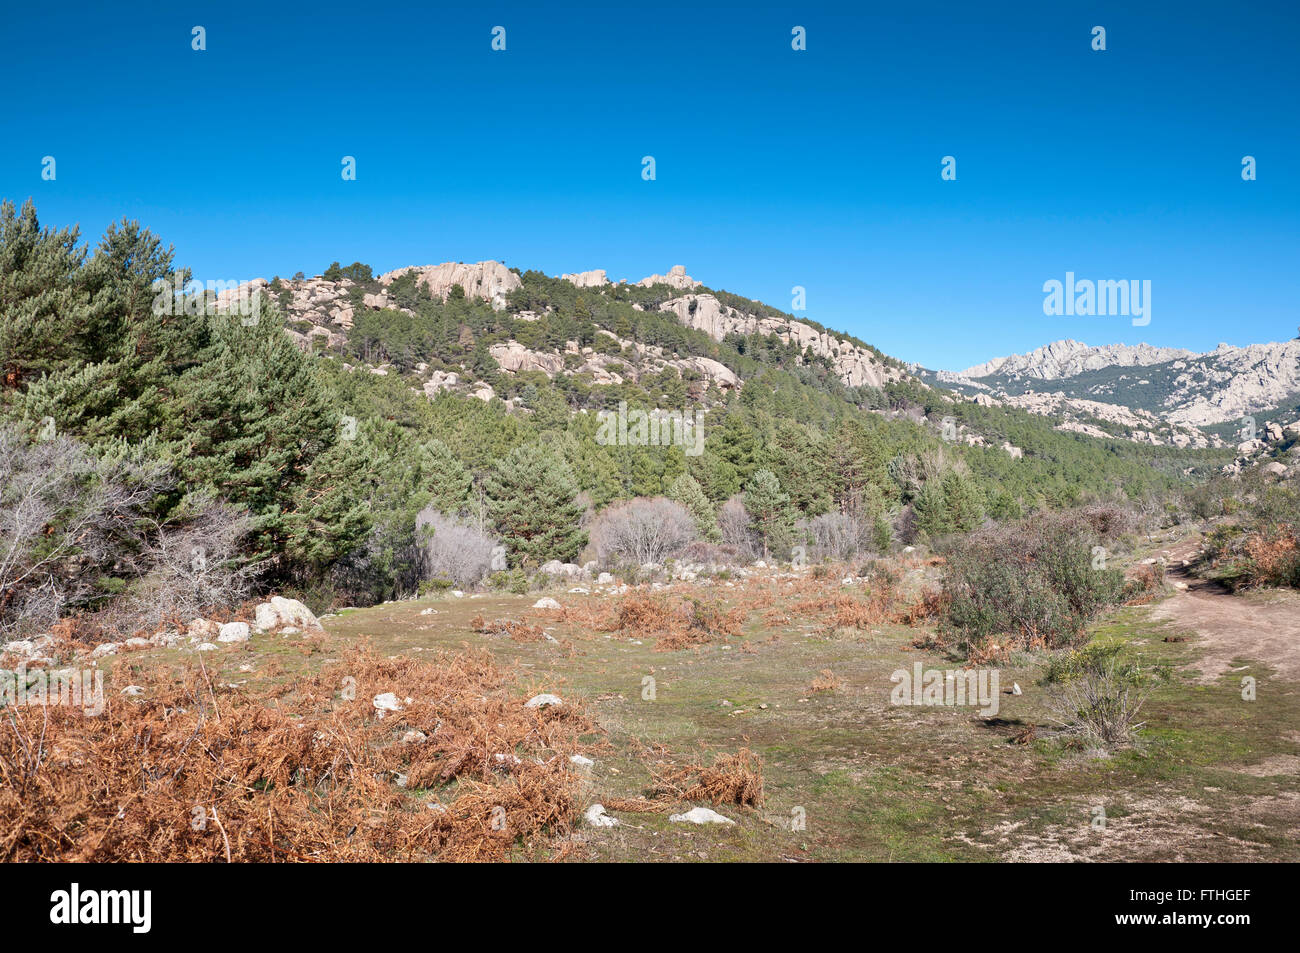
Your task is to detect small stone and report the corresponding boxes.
[584,804,618,828]
[532,597,562,610]
[524,693,563,709]
[217,622,251,643]
[373,692,404,713]
[669,806,734,825]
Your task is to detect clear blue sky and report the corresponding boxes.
[2,0,1296,370]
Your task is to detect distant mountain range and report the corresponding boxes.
[914,337,1300,444]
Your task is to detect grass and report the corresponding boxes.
[23,549,1299,862]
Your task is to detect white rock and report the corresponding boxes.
[91,643,121,659]
[217,622,251,643]
[524,693,563,709]
[451,590,465,598]
[597,572,614,585]
[401,730,428,743]
[186,619,219,641]
[532,597,562,610]
[254,596,320,632]
[373,692,404,713]
[669,807,735,825]
[2,640,35,660]
[121,685,145,697]
[570,754,595,767]
[195,642,218,652]
[584,804,619,828]
[1012,683,1023,696]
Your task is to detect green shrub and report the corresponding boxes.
[939,511,1128,659]
[1041,642,1169,748]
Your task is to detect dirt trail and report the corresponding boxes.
[1147,537,1300,683]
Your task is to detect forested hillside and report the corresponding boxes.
[0,200,1231,628]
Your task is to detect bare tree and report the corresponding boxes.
[589,497,698,567]
[803,511,874,561]
[0,426,167,637]
[717,495,757,558]
[415,508,499,589]
[124,496,257,629]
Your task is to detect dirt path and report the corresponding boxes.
[1147,537,1300,683]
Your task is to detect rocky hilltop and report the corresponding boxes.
[948,339,1196,381]
[222,261,902,399]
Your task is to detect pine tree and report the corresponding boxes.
[486,442,587,567]
[743,468,793,560]
[941,471,985,532]
[912,480,949,539]
[166,309,339,567]
[0,199,92,394]
[422,438,472,514]
[670,472,719,541]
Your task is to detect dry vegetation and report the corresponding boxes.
[648,748,765,808]
[603,591,746,650]
[0,644,597,861]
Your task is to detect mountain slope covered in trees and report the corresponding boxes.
[0,201,1235,627]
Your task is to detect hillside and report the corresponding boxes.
[0,201,1242,624]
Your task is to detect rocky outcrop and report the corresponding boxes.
[488,341,566,376]
[660,293,899,390]
[379,261,521,311]
[637,265,700,291]
[562,269,609,288]
[976,390,1218,448]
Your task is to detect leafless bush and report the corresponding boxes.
[803,511,874,561]
[718,495,757,558]
[0,426,167,638]
[416,508,498,589]
[588,497,698,567]
[124,497,257,629]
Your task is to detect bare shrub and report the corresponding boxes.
[415,508,499,590]
[718,495,757,558]
[681,540,745,567]
[0,426,168,638]
[588,497,697,567]
[123,497,257,630]
[803,511,874,561]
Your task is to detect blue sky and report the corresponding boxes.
[2,0,1296,370]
